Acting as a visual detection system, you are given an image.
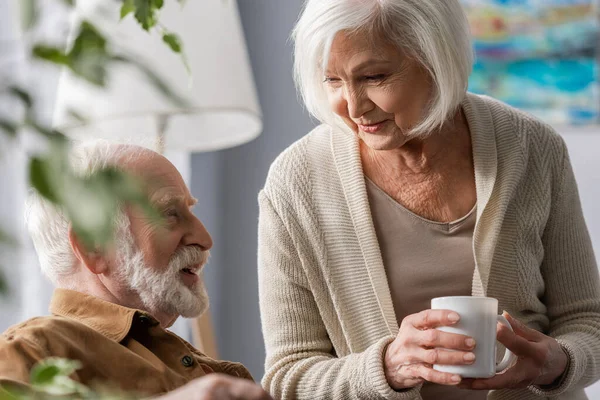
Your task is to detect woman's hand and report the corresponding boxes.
[459,312,569,391]
[384,309,477,390]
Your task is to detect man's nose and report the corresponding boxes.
[183,216,213,251]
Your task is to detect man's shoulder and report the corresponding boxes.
[2,315,88,351]
[0,316,69,384]
[4,315,74,335]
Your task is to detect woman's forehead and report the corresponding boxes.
[326,32,401,69]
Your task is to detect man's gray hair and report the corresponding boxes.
[292,0,474,137]
[24,140,149,286]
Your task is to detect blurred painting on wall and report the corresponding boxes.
[461,0,600,126]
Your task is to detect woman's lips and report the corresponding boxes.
[358,121,387,133]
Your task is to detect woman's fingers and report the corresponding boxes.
[412,347,476,366]
[503,311,543,342]
[496,321,540,359]
[460,362,532,390]
[405,309,461,330]
[400,363,462,386]
[412,326,476,352]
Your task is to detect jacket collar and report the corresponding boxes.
[49,289,158,342]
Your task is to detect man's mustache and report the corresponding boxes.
[169,247,210,272]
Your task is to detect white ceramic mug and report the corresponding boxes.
[430,296,517,378]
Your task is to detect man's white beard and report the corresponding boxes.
[115,222,210,320]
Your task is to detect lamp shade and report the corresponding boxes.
[53,0,262,152]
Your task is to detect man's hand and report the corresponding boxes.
[157,374,273,400]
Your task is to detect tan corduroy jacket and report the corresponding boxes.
[258,93,600,400]
[0,289,251,396]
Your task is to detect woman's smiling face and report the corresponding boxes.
[324,31,433,150]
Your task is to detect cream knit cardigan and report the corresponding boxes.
[257,93,600,400]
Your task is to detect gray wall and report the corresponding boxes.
[191,0,316,381]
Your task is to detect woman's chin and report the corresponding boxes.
[359,132,408,151]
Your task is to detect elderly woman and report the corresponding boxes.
[257,1,600,399]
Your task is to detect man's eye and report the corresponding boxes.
[164,209,179,219]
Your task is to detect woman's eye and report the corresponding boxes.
[323,76,340,83]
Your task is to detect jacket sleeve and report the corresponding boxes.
[258,191,422,400]
[529,141,600,396]
[0,335,46,387]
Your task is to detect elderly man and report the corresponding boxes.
[0,141,271,400]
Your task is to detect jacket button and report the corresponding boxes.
[138,314,158,326]
[181,355,194,367]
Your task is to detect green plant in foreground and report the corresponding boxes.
[0,0,191,294]
[0,358,139,399]
[0,1,193,397]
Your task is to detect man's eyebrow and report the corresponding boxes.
[154,194,197,208]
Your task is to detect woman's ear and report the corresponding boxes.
[68,225,109,275]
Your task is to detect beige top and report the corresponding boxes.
[258,93,600,400]
[366,177,485,400]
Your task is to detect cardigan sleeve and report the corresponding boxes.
[258,190,422,400]
[528,140,600,396]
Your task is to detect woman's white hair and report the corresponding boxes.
[24,140,149,287]
[292,0,474,136]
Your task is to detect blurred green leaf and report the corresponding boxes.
[25,120,67,140]
[32,46,69,65]
[0,228,16,246]
[68,22,109,86]
[31,358,81,386]
[29,157,59,204]
[0,228,10,243]
[20,0,37,31]
[0,384,22,400]
[120,0,135,19]
[105,168,161,223]
[134,0,162,30]
[63,0,75,5]
[0,270,8,297]
[32,22,109,88]
[0,227,16,297]
[31,365,60,386]
[67,109,88,124]
[8,87,33,108]
[64,167,161,251]
[31,358,90,396]
[66,182,119,250]
[0,120,17,137]
[162,33,182,53]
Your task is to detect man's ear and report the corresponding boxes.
[68,225,109,275]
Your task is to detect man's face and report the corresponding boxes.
[112,151,213,322]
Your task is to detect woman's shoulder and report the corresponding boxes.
[470,93,567,155]
[263,124,335,190]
